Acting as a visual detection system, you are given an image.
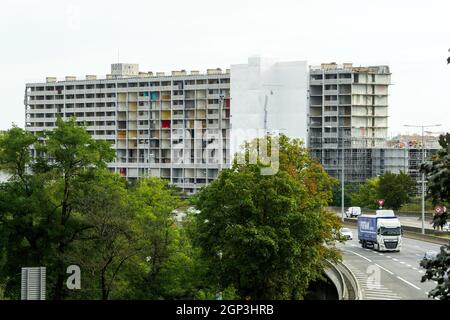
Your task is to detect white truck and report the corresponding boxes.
[345,206,361,218]
[357,210,402,252]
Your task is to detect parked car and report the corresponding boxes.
[442,222,450,232]
[345,206,361,218]
[340,228,353,240]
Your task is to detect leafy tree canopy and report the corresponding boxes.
[191,134,341,300]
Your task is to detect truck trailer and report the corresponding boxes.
[357,210,402,252]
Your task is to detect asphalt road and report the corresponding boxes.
[338,227,443,300]
[336,212,446,231]
[397,216,437,230]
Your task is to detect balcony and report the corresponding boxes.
[310,79,323,85]
[323,100,338,106]
[323,143,338,149]
[323,79,338,85]
[324,90,338,95]
[338,78,352,84]
[323,132,338,138]
[186,84,209,90]
[207,114,219,119]
[324,111,338,117]
[207,93,220,99]
[172,94,185,100]
[172,114,184,120]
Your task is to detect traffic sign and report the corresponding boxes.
[435,205,447,215]
[377,199,385,207]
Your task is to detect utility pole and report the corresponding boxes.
[404,124,441,234]
[341,127,345,222]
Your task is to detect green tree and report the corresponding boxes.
[191,134,341,300]
[66,171,140,300]
[0,126,36,181]
[420,134,450,299]
[420,243,450,300]
[35,118,115,299]
[349,172,414,211]
[331,182,359,207]
[422,133,450,228]
[1,121,210,300]
[2,118,116,300]
[350,177,380,209]
[0,127,56,298]
[378,171,415,211]
[121,177,193,299]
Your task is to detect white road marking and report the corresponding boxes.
[396,276,421,290]
[419,270,425,274]
[346,264,402,300]
[413,267,418,270]
[365,295,399,299]
[378,253,384,256]
[345,250,373,262]
[392,258,399,261]
[375,263,394,275]
[400,261,406,264]
[406,264,412,268]
[386,256,392,259]
[364,289,396,293]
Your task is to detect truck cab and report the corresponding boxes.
[358,210,402,252]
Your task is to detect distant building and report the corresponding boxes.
[387,134,441,149]
[384,136,440,194]
[24,57,309,194]
[308,63,391,183]
[307,63,440,195]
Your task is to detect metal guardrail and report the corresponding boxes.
[337,262,363,300]
[324,260,346,300]
[324,260,361,300]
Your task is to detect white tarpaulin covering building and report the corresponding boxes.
[230,56,308,156]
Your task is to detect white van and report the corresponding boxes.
[345,207,361,218]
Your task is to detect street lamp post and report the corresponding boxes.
[403,124,441,234]
[217,251,223,300]
[341,128,345,223]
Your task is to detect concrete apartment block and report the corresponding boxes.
[24,58,309,194]
[308,63,392,182]
[25,64,231,195]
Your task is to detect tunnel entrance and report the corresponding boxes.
[304,274,339,300]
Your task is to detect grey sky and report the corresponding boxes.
[1,0,449,136]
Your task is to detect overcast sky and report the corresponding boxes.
[1,0,449,136]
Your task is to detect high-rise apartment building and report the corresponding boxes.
[308,63,391,182]
[25,57,309,194]
[25,64,231,194]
